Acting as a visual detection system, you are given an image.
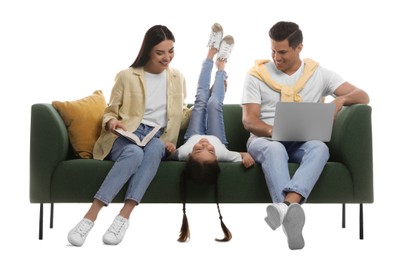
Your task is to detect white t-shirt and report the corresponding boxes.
[173,135,242,162]
[242,61,345,125]
[142,71,167,127]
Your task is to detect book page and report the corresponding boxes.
[140,125,162,145]
[115,128,142,145]
[115,125,161,147]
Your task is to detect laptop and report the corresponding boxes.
[271,102,335,142]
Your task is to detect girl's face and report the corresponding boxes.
[189,138,216,163]
[145,39,175,74]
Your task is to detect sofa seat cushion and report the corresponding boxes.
[51,159,114,202]
[307,162,354,203]
[50,160,353,204]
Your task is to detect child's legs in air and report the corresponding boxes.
[184,59,214,141]
[207,67,228,146]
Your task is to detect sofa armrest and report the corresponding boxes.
[328,104,373,202]
[30,103,70,203]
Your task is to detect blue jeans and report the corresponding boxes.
[247,138,329,203]
[94,124,165,205]
[184,59,228,146]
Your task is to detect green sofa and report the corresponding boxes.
[30,103,373,240]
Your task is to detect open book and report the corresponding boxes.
[114,125,162,147]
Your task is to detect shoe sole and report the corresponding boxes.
[212,23,223,32]
[264,204,281,230]
[222,35,234,45]
[282,204,305,250]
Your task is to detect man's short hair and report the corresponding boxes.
[269,21,303,48]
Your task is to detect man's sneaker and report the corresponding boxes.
[282,203,305,250]
[102,215,130,245]
[207,23,223,50]
[67,218,94,247]
[217,35,234,61]
[264,203,288,230]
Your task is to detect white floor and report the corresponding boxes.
[5,200,398,259]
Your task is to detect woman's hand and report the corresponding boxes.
[165,142,176,155]
[240,152,255,168]
[106,118,126,133]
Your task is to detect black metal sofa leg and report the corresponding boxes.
[38,203,55,240]
[342,203,346,228]
[341,203,364,240]
[50,203,54,229]
[360,203,363,240]
[39,203,43,240]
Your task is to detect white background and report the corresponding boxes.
[1,0,402,258]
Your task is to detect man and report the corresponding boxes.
[241,21,369,250]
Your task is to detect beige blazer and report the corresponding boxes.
[93,66,191,160]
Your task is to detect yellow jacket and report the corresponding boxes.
[248,58,319,102]
[93,66,191,160]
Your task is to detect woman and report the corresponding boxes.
[67,25,190,247]
[171,23,254,242]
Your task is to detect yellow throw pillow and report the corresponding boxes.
[52,90,107,159]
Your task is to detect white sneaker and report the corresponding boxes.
[282,203,305,250]
[102,215,130,245]
[67,218,94,247]
[264,203,288,230]
[207,23,223,50]
[217,35,234,61]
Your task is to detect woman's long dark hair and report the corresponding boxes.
[177,158,232,242]
[130,25,175,68]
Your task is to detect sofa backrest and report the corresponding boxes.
[31,103,251,162]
